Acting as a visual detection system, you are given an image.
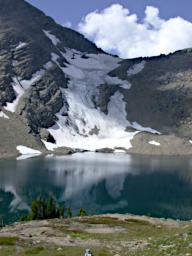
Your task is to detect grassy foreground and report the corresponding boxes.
[0,214,192,256]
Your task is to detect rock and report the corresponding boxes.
[95,148,114,153]
[53,147,75,155]
[40,128,55,143]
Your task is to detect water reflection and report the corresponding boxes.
[0,153,192,223]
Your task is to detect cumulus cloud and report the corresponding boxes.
[78,4,192,59]
[63,21,72,28]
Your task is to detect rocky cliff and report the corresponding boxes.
[1,0,192,157]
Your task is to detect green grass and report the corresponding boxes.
[125,218,151,225]
[0,217,192,256]
[0,245,111,256]
[25,247,44,255]
[77,216,120,225]
[0,236,19,245]
[62,228,92,240]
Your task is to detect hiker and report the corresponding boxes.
[85,249,93,256]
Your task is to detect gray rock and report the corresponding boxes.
[39,128,55,143]
[95,148,115,153]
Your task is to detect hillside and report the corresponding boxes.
[0,214,192,256]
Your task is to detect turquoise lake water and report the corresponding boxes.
[0,153,192,224]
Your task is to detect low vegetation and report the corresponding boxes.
[0,214,192,256]
[0,237,19,246]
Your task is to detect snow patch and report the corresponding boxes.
[12,60,18,67]
[16,145,41,156]
[44,61,53,70]
[114,149,127,153]
[0,111,9,119]
[105,75,131,89]
[127,61,146,76]
[43,30,60,46]
[15,42,28,50]
[149,140,161,146]
[21,69,45,90]
[131,122,160,134]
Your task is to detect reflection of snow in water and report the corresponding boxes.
[1,153,192,219]
[46,153,134,200]
[4,185,30,212]
[105,175,126,199]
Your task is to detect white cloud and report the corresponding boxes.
[78,4,192,58]
[63,21,72,28]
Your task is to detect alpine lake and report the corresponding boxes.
[1,152,192,224]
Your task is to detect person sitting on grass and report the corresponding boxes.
[85,249,93,256]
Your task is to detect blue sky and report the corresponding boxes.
[26,0,192,27]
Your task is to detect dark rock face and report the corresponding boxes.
[110,50,192,138]
[16,65,66,133]
[0,50,15,106]
[39,128,56,143]
[95,148,115,153]
[96,84,117,115]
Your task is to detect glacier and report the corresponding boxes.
[41,32,160,151]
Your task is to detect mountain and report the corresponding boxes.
[1,0,192,158]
